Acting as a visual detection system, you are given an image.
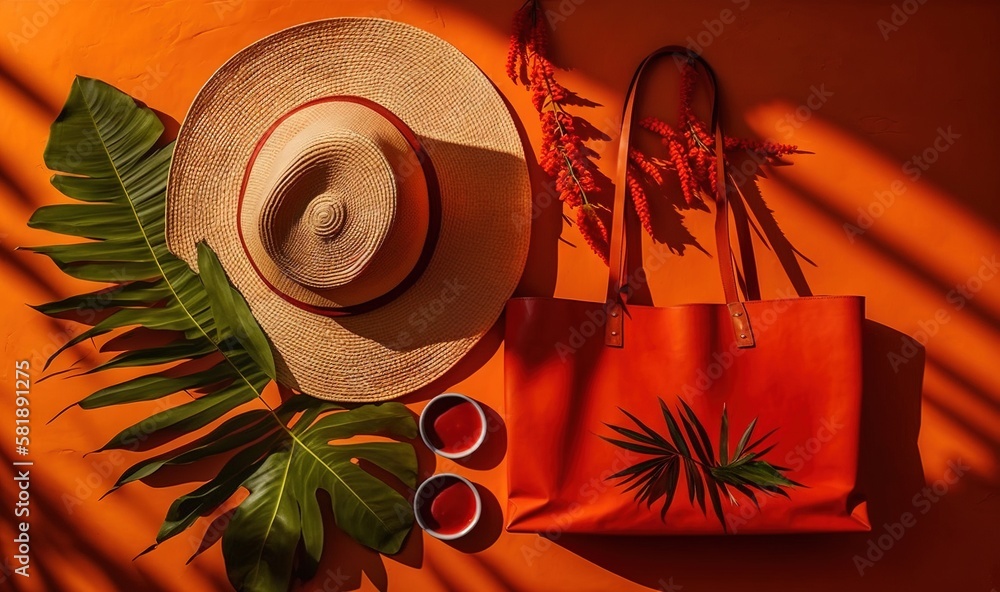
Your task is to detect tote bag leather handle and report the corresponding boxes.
[605,47,757,349]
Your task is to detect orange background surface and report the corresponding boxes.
[1,0,999,591]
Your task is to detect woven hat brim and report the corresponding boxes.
[166,18,531,402]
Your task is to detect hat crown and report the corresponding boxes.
[241,100,430,306]
[305,193,347,239]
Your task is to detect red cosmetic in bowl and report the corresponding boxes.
[413,473,482,540]
[419,393,487,459]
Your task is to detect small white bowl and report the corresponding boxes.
[418,392,487,459]
[412,473,482,540]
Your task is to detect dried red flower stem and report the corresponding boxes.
[629,149,663,184]
[577,204,609,263]
[507,0,608,262]
[507,7,802,261]
[626,162,654,237]
[638,62,803,207]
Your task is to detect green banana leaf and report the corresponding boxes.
[29,77,417,592]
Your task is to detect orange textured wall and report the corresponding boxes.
[0,1,998,591]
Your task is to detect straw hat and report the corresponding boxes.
[166,18,531,402]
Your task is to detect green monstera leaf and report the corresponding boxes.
[29,77,417,591]
[222,404,417,591]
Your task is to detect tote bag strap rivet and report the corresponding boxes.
[604,46,756,349]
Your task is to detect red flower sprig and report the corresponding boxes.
[638,60,803,207]
[627,149,662,237]
[626,164,653,237]
[576,204,609,261]
[507,0,609,262]
[507,6,803,262]
[629,148,663,183]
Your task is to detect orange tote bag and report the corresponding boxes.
[504,47,870,535]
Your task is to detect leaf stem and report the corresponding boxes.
[526,1,593,208]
